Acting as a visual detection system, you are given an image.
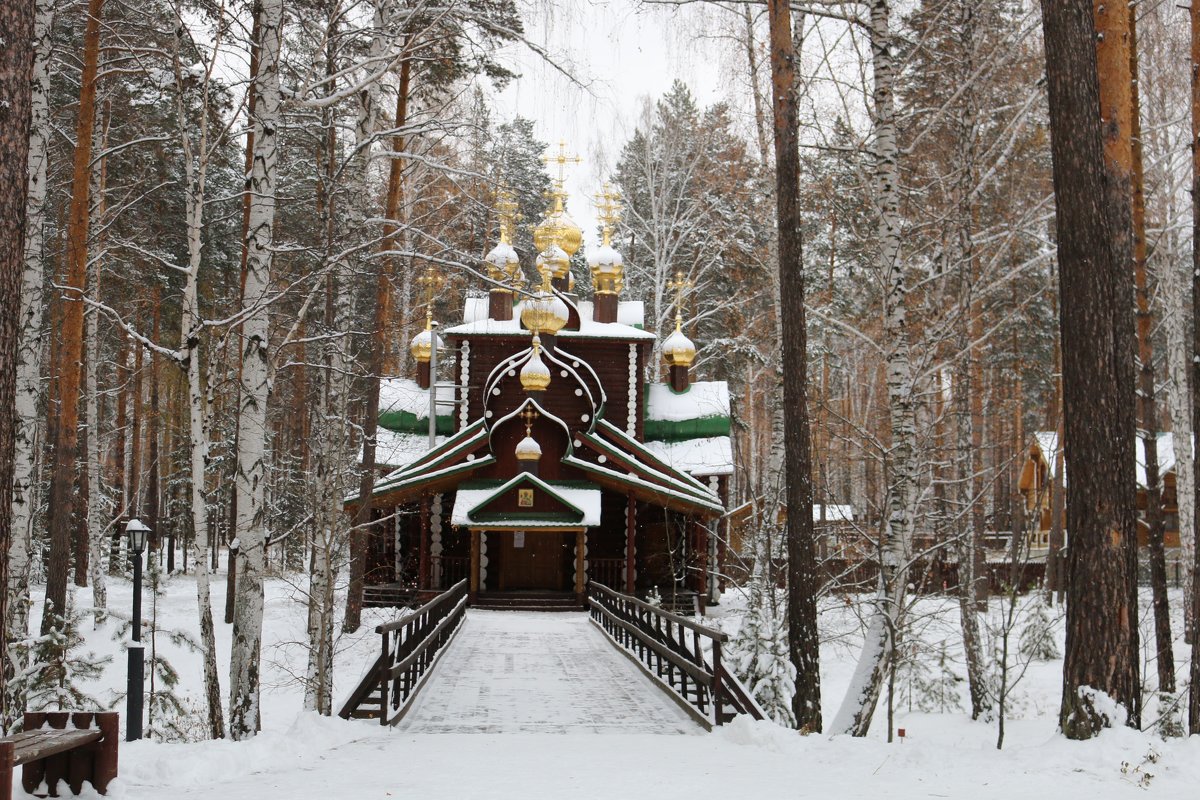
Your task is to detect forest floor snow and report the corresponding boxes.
[13,570,1200,799]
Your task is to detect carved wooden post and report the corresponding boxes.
[418,495,430,591]
[696,517,708,616]
[712,638,725,726]
[469,529,480,602]
[575,529,586,605]
[625,495,636,593]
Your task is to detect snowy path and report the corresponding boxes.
[401,610,698,734]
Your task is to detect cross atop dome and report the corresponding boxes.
[666,270,693,332]
[542,139,582,189]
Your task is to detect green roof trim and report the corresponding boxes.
[378,409,455,436]
[642,415,731,442]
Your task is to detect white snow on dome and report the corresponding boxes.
[515,435,543,460]
[485,241,519,266]
[586,244,624,267]
[409,328,445,350]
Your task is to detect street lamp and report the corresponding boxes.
[125,518,149,742]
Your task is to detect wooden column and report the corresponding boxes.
[574,529,586,604]
[695,517,708,616]
[625,495,636,593]
[469,529,481,601]
[418,495,430,591]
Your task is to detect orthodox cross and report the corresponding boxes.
[666,270,692,331]
[542,140,582,189]
[496,188,518,245]
[417,264,444,327]
[519,406,539,436]
[594,182,622,245]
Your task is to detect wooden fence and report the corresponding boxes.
[586,582,764,727]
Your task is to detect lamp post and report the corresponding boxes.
[125,518,149,742]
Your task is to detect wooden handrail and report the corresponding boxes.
[376,579,468,634]
[586,582,764,727]
[338,580,469,724]
[588,581,727,639]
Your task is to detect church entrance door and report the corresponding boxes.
[498,531,569,591]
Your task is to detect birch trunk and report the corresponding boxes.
[831,0,917,737]
[229,0,282,740]
[0,0,38,728]
[85,108,109,615]
[1127,12,1174,696]
[8,0,57,653]
[173,8,226,738]
[1188,0,1200,737]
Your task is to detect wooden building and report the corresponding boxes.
[1018,431,1182,549]
[344,182,733,611]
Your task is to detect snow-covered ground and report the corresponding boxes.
[14,570,1200,799]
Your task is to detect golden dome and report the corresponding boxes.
[662,327,696,368]
[588,244,624,295]
[536,245,571,280]
[409,327,443,363]
[533,190,583,258]
[515,434,543,462]
[520,290,569,335]
[485,241,521,286]
[520,336,552,391]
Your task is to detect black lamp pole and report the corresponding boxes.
[126,519,148,742]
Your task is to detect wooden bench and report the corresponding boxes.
[0,712,118,799]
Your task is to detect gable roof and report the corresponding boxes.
[450,475,602,528]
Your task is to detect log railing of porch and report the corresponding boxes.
[586,582,765,727]
[337,579,468,725]
[589,558,625,590]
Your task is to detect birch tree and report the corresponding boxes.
[229,0,284,740]
[6,0,57,699]
[0,0,38,727]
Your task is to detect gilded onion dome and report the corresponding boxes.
[515,434,543,461]
[520,273,570,335]
[533,191,583,259]
[590,183,625,295]
[520,335,553,391]
[536,243,571,280]
[662,327,697,368]
[587,244,624,295]
[485,241,521,285]
[409,326,444,363]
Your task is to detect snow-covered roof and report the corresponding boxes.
[378,377,455,422]
[462,296,645,328]
[645,381,730,422]
[450,476,602,527]
[643,436,734,476]
[814,504,854,522]
[446,298,655,340]
[370,429,446,470]
[1031,430,1189,489]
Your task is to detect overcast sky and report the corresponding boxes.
[487,0,734,245]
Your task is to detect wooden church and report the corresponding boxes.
[344,163,733,613]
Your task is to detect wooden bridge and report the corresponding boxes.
[338,582,764,732]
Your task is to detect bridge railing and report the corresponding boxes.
[338,579,468,725]
[586,582,765,727]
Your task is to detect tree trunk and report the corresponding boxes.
[1188,0,1200,738]
[765,0,820,733]
[43,0,105,635]
[1040,0,1140,740]
[1127,11,1173,697]
[8,0,57,687]
[229,0,282,740]
[85,105,110,614]
[0,0,38,728]
[831,0,916,737]
[347,43,411,632]
[173,12,225,737]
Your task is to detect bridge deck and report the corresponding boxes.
[401,610,699,734]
